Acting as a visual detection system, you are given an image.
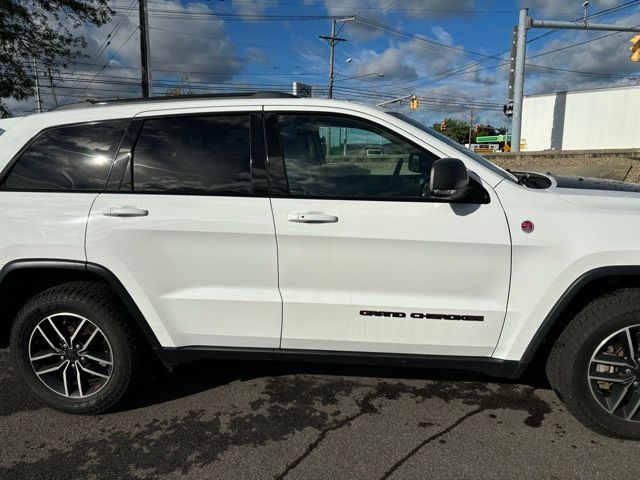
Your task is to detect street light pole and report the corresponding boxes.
[509,8,640,153]
[510,8,528,153]
[32,58,43,113]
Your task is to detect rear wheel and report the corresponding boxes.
[10,282,141,414]
[547,289,640,438]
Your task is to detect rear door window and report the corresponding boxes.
[2,120,128,191]
[131,114,252,195]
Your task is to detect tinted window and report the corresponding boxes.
[132,115,252,195]
[387,112,518,184]
[3,121,128,191]
[278,114,438,199]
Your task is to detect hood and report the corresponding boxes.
[553,175,640,193]
[548,174,640,208]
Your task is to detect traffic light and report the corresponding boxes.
[503,102,513,117]
[409,95,419,110]
[630,35,640,62]
[440,120,446,131]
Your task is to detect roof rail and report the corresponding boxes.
[53,91,298,111]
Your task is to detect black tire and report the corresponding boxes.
[546,288,640,438]
[10,281,141,414]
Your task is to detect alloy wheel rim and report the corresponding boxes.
[588,325,640,422]
[28,313,114,398]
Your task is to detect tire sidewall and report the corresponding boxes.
[11,297,132,413]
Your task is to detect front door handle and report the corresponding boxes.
[103,206,149,217]
[288,212,339,224]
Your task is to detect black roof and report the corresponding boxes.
[54,91,298,111]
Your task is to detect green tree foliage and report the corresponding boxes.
[164,75,194,96]
[432,117,472,145]
[0,0,114,117]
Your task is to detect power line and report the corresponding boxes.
[64,26,140,104]
[59,0,138,105]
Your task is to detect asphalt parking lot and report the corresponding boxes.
[1,348,638,480]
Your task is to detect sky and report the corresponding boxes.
[9,0,640,128]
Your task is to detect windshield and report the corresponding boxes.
[387,112,518,183]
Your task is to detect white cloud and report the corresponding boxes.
[521,0,619,15]
[432,26,453,45]
[10,0,248,113]
[525,11,640,94]
[316,0,477,19]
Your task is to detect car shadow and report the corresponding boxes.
[123,356,551,411]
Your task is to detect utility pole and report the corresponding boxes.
[320,16,355,99]
[32,58,43,113]
[139,0,153,98]
[510,7,640,152]
[468,107,474,146]
[47,68,58,108]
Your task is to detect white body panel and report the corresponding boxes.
[494,180,640,360]
[86,194,280,348]
[0,192,94,266]
[271,196,511,356]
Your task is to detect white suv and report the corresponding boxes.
[1,92,639,438]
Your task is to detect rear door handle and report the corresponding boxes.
[103,206,149,217]
[287,212,339,224]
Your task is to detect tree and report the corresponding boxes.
[165,76,194,96]
[1,0,114,117]
[432,117,471,145]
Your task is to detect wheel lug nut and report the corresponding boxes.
[626,368,632,373]
[59,355,64,360]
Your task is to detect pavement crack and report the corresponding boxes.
[380,407,484,480]
[274,410,366,480]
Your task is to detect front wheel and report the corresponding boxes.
[10,282,141,414]
[547,289,640,438]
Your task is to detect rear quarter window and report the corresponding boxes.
[2,120,129,191]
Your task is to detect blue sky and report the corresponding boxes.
[10,0,640,128]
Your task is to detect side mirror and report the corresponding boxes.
[408,152,431,174]
[429,158,470,200]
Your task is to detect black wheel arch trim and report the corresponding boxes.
[0,259,162,351]
[515,265,640,377]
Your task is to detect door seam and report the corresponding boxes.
[269,196,285,348]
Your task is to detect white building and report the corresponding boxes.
[521,85,640,151]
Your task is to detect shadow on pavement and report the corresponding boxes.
[124,356,551,412]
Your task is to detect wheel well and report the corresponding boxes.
[523,273,640,375]
[0,265,159,354]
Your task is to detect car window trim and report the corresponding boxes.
[265,111,490,205]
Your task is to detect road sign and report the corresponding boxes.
[476,134,511,143]
[293,82,313,98]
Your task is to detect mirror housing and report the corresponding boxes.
[429,158,470,200]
